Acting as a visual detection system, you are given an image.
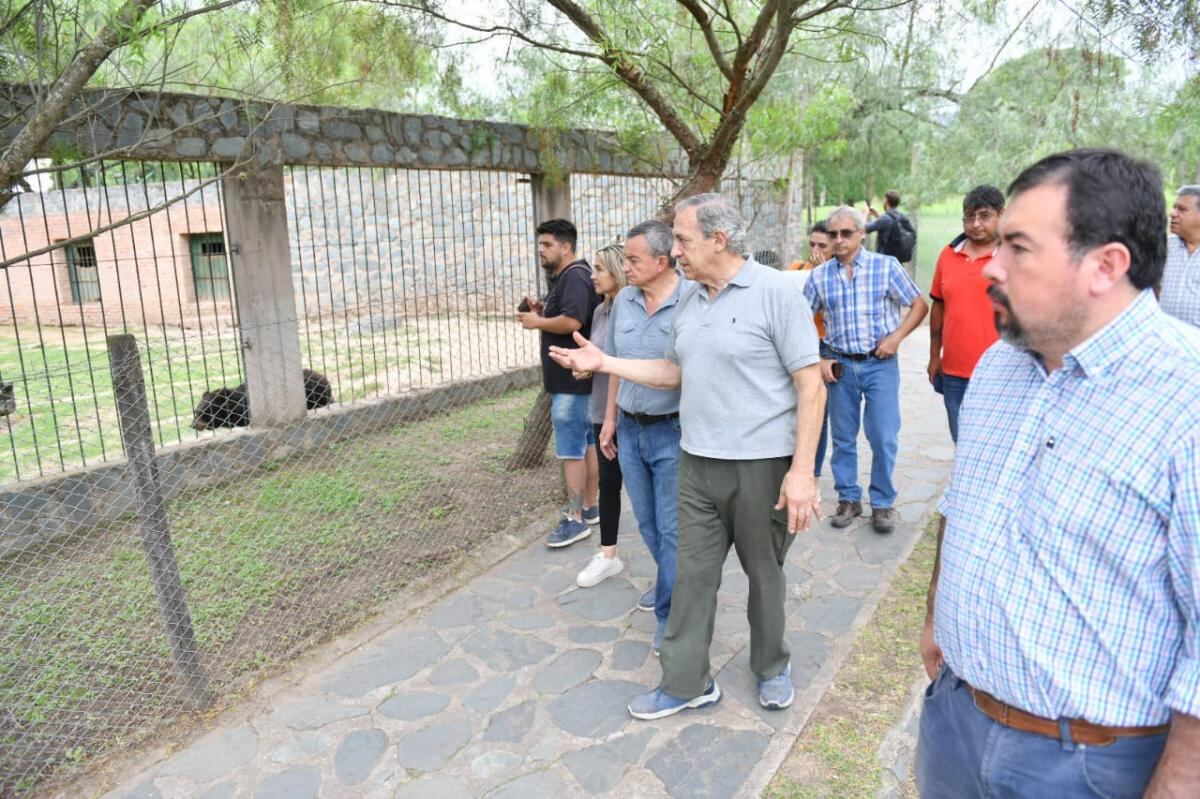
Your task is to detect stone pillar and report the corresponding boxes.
[531,174,573,225]
[780,150,806,264]
[222,164,306,426]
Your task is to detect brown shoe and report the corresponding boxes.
[831,500,863,528]
[872,507,897,534]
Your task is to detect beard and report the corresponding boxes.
[986,284,1031,350]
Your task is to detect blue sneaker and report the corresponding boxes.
[652,619,666,657]
[637,586,656,612]
[562,503,600,525]
[628,679,721,720]
[546,517,591,548]
[758,662,794,710]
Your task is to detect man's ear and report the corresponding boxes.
[1087,242,1132,295]
[712,229,729,252]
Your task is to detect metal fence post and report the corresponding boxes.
[108,334,212,707]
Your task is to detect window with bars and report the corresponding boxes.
[66,240,101,303]
[189,233,231,300]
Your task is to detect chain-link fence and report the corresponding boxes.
[0,158,693,795]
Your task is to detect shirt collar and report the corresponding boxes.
[728,257,758,287]
[952,239,999,258]
[1061,289,1157,378]
[630,272,686,310]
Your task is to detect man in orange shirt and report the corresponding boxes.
[927,186,1003,442]
[789,221,831,473]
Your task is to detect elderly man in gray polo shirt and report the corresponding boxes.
[550,193,825,719]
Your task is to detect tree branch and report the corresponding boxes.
[0,0,160,208]
[676,0,735,80]
[544,0,705,157]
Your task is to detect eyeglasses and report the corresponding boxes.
[828,228,857,239]
[962,210,998,224]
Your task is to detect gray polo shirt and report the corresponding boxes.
[606,277,687,416]
[665,258,820,460]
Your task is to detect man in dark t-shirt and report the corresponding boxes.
[518,218,601,547]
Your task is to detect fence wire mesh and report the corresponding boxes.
[0,158,745,796]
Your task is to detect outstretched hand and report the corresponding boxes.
[548,332,605,374]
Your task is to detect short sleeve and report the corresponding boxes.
[604,298,619,353]
[774,280,820,373]
[930,250,947,301]
[557,268,594,325]
[887,256,922,306]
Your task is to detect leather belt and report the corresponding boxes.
[622,410,679,426]
[830,348,871,361]
[966,683,1169,747]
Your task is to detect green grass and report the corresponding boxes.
[0,386,554,795]
[0,320,451,484]
[765,515,937,799]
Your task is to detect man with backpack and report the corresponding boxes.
[868,190,918,279]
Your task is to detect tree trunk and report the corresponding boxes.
[507,389,553,470]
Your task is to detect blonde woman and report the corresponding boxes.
[575,242,629,587]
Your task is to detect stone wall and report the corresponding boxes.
[0,84,684,177]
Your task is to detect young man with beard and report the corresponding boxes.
[917,149,1200,798]
[518,218,601,547]
[927,185,1004,442]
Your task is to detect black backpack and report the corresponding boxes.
[883,209,917,263]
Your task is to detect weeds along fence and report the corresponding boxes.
[0,159,700,795]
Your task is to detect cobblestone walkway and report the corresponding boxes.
[100,329,952,799]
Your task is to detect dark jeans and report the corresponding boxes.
[593,423,622,547]
[916,665,1167,798]
[941,374,969,444]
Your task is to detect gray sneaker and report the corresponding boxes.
[562,503,600,525]
[759,662,794,710]
[545,517,591,548]
[637,586,656,612]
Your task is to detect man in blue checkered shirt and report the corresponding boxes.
[803,206,928,532]
[1160,185,1200,327]
[917,149,1200,798]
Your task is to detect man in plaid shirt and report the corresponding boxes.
[918,149,1200,797]
[803,206,928,532]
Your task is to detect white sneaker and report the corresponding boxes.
[576,551,624,588]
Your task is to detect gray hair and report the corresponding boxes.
[1179,185,1200,209]
[674,193,749,256]
[627,219,674,263]
[828,205,866,231]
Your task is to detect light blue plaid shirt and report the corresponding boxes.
[1160,234,1200,328]
[803,247,921,354]
[936,290,1200,726]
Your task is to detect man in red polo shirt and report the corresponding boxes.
[927,185,1003,442]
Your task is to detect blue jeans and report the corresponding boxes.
[616,414,681,624]
[827,355,901,507]
[941,374,969,443]
[917,666,1167,798]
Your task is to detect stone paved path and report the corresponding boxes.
[99,329,952,799]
